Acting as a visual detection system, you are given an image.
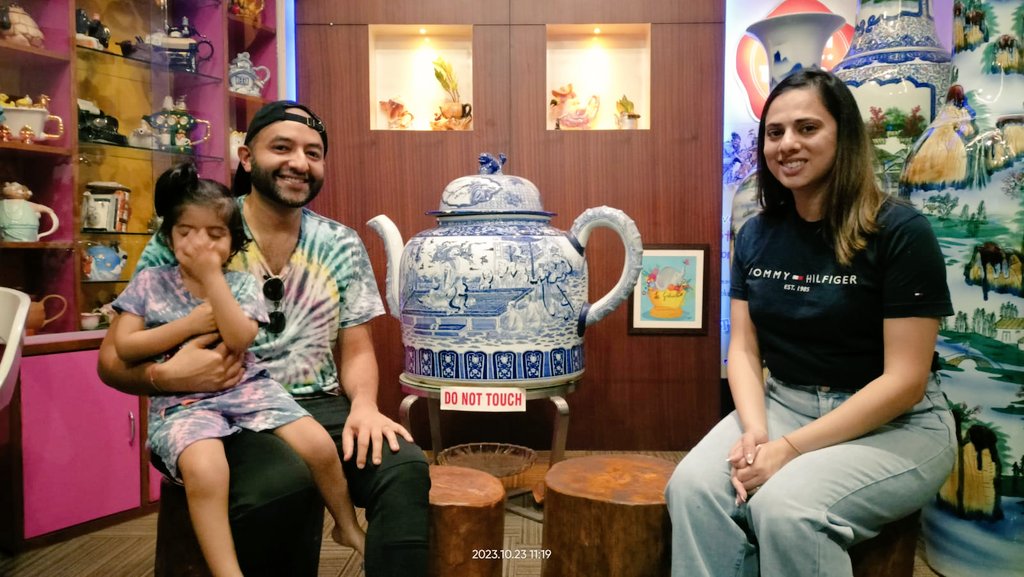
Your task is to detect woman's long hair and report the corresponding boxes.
[756,68,886,266]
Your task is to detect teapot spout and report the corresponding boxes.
[367,215,404,319]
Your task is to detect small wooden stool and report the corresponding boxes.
[542,454,674,577]
[850,510,921,577]
[429,464,506,577]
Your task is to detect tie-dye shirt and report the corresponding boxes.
[135,195,386,396]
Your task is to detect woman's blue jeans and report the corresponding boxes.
[664,375,955,577]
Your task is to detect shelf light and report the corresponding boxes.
[419,28,427,35]
[593,27,601,35]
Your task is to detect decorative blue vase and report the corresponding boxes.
[899,3,1024,576]
[834,0,952,193]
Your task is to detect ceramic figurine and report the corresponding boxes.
[142,97,211,153]
[614,95,641,129]
[0,3,45,48]
[367,153,643,387]
[127,120,156,149]
[228,52,271,96]
[230,0,265,22]
[430,57,472,130]
[380,97,414,129]
[549,84,600,130]
[229,129,245,165]
[1,93,64,144]
[82,242,126,281]
[0,181,59,242]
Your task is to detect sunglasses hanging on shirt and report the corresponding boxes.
[262,274,286,334]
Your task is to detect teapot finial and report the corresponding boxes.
[477,152,507,175]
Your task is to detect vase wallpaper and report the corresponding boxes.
[898,1,1024,575]
[721,0,1024,574]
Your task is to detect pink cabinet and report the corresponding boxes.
[16,349,142,539]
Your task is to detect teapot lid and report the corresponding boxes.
[429,153,553,216]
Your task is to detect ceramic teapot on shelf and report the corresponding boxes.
[25,294,67,335]
[228,52,271,96]
[367,153,643,387]
[142,96,210,153]
[0,181,59,242]
[0,94,64,144]
[1,2,45,48]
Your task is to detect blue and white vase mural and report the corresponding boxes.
[745,11,847,89]
[368,153,643,387]
[899,2,1024,575]
[834,0,953,194]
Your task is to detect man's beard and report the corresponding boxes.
[250,160,323,208]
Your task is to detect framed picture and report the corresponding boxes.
[628,244,709,335]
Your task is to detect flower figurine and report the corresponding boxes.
[549,83,600,130]
[615,94,641,129]
[431,56,472,130]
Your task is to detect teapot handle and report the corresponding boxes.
[195,40,214,64]
[34,203,59,239]
[39,294,68,327]
[253,64,272,84]
[191,118,211,146]
[42,114,64,140]
[569,206,643,332]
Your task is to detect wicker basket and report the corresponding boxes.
[436,442,537,489]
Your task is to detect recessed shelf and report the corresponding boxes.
[546,24,651,131]
[368,25,473,132]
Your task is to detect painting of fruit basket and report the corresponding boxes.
[629,244,708,334]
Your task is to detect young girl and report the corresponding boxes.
[111,162,365,577]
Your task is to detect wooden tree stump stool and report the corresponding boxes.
[850,510,921,577]
[429,464,506,577]
[542,454,674,577]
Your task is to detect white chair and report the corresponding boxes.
[0,287,30,410]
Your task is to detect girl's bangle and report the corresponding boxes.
[147,363,164,393]
[782,434,803,455]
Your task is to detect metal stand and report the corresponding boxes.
[397,374,577,469]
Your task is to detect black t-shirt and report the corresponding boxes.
[730,200,952,390]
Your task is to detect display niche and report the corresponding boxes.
[546,24,651,131]
[368,25,473,132]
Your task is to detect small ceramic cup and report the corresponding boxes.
[80,312,103,330]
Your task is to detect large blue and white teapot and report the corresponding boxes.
[368,153,642,387]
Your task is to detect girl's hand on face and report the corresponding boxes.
[185,301,218,335]
[176,230,223,283]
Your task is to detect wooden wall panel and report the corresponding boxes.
[296,2,724,451]
[297,0,509,25]
[510,0,723,25]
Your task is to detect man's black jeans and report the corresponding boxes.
[216,393,430,577]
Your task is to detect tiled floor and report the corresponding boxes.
[0,450,942,577]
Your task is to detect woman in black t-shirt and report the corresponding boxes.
[665,69,956,577]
